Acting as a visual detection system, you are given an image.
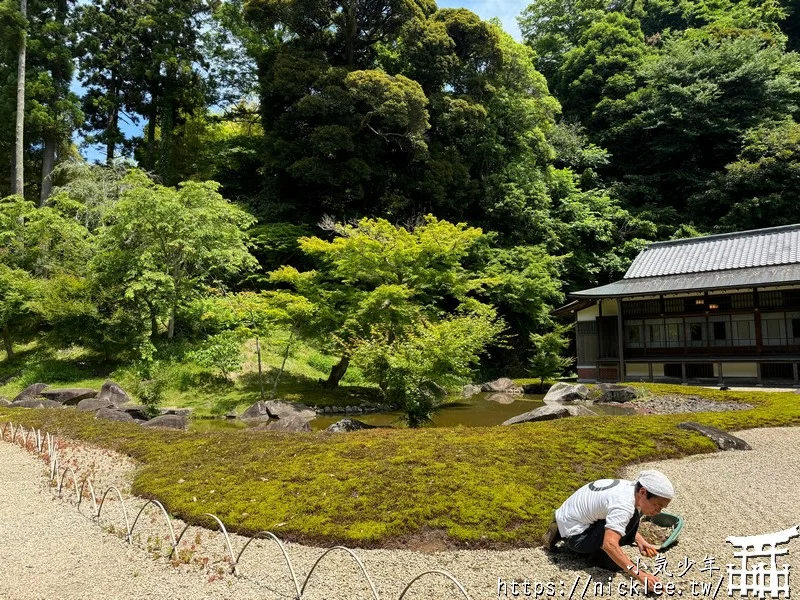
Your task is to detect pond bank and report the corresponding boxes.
[2,426,799,598]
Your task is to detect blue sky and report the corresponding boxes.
[77,0,530,162]
[438,0,528,39]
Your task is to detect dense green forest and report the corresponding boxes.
[2,0,800,422]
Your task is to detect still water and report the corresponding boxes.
[190,393,634,431]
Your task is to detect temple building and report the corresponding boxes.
[556,224,800,385]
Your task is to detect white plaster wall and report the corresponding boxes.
[625,363,649,377]
[601,299,618,316]
[721,363,758,378]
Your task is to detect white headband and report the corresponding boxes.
[637,469,675,499]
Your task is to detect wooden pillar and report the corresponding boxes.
[754,288,763,351]
[681,362,687,385]
[717,361,724,385]
[793,362,798,387]
[648,362,654,383]
[617,298,625,382]
[595,300,602,382]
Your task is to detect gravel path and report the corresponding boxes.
[630,394,753,414]
[2,427,800,599]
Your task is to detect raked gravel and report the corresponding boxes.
[2,427,800,599]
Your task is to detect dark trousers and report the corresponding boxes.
[564,510,641,555]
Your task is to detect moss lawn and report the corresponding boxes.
[2,384,799,548]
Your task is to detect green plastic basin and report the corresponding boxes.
[642,511,684,550]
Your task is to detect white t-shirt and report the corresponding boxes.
[555,478,636,538]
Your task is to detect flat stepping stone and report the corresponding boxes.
[13,383,48,403]
[10,398,64,409]
[326,419,378,433]
[40,388,97,404]
[502,405,571,425]
[141,414,188,430]
[678,422,752,451]
[95,408,135,422]
[77,398,115,412]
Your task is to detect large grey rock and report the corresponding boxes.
[260,414,311,432]
[161,407,192,416]
[486,393,516,404]
[240,400,271,421]
[40,388,97,405]
[141,414,188,430]
[565,405,598,417]
[12,383,48,403]
[462,384,483,398]
[77,398,116,412]
[678,422,752,451]
[11,398,64,409]
[264,400,316,422]
[326,418,378,433]
[420,381,448,399]
[593,383,637,404]
[481,378,523,393]
[116,404,150,420]
[543,382,589,403]
[95,408,136,422]
[502,405,571,425]
[522,383,545,394]
[97,381,130,406]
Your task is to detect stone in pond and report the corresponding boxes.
[502,405,571,425]
[543,382,589,403]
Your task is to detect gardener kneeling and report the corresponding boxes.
[543,470,674,592]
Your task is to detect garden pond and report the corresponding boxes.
[190,392,635,431]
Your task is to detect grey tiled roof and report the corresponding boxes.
[570,224,800,298]
[625,224,800,279]
[571,264,800,298]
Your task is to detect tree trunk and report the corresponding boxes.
[106,94,118,164]
[39,132,56,206]
[105,71,121,164]
[345,0,356,67]
[271,329,295,399]
[146,100,157,171]
[144,299,158,338]
[159,80,174,183]
[256,336,265,400]
[3,322,13,359]
[323,354,350,388]
[168,304,175,339]
[13,0,27,196]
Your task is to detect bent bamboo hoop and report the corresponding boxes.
[129,499,177,550]
[397,570,472,600]
[97,486,132,541]
[201,513,237,572]
[58,466,81,504]
[234,530,302,598]
[78,477,98,513]
[1,424,475,599]
[302,546,380,600]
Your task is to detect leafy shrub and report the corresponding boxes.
[134,377,166,418]
[187,330,245,380]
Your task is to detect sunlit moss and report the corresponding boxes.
[2,384,798,547]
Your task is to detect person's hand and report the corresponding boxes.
[637,539,659,558]
[641,573,663,596]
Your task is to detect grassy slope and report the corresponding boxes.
[0,338,381,417]
[3,384,798,548]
